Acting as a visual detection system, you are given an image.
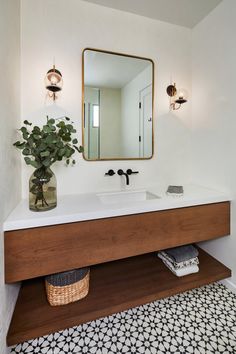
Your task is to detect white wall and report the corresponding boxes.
[21,0,192,196]
[0,0,21,352]
[84,87,100,159]
[192,0,236,286]
[100,88,121,158]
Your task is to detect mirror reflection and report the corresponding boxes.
[83,49,154,160]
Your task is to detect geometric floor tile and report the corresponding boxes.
[11,282,236,354]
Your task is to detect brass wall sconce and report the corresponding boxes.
[166,83,188,110]
[45,64,63,101]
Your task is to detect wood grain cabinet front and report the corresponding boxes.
[5,202,230,283]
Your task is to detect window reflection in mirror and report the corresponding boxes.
[82,49,154,160]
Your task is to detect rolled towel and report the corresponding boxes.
[161,257,199,277]
[158,251,199,270]
[164,245,198,263]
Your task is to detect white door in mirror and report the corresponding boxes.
[139,85,152,158]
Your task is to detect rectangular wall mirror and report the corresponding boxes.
[82,48,154,160]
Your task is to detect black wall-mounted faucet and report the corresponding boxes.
[106,169,139,185]
[117,169,129,185]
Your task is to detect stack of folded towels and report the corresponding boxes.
[158,245,199,277]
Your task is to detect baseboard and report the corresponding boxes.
[220,278,236,294]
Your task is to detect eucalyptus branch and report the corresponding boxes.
[13,116,83,210]
[13,116,83,169]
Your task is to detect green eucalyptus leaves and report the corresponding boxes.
[14,116,83,211]
[14,116,83,168]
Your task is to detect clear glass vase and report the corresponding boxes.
[29,167,57,212]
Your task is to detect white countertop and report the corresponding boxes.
[4,185,230,231]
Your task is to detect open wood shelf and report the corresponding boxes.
[7,249,231,346]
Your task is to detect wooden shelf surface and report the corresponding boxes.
[7,249,231,346]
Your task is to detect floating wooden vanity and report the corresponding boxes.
[4,199,231,346]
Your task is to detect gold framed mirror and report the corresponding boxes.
[82,48,154,161]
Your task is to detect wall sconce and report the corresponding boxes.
[166,83,188,110]
[45,64,63,101]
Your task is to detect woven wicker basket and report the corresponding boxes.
[45,267,90,306]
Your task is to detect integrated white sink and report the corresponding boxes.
[97,189,160,205]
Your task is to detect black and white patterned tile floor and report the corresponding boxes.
[11,283,236,354]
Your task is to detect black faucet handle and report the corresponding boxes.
[126,169,139,175]
[105,169,115,176]
[117,169,124,176]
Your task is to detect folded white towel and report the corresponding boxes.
[159,255,199,277]
[158,251,199,270]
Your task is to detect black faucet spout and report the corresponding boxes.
[117,169,129,185]
[124,173,129,186]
